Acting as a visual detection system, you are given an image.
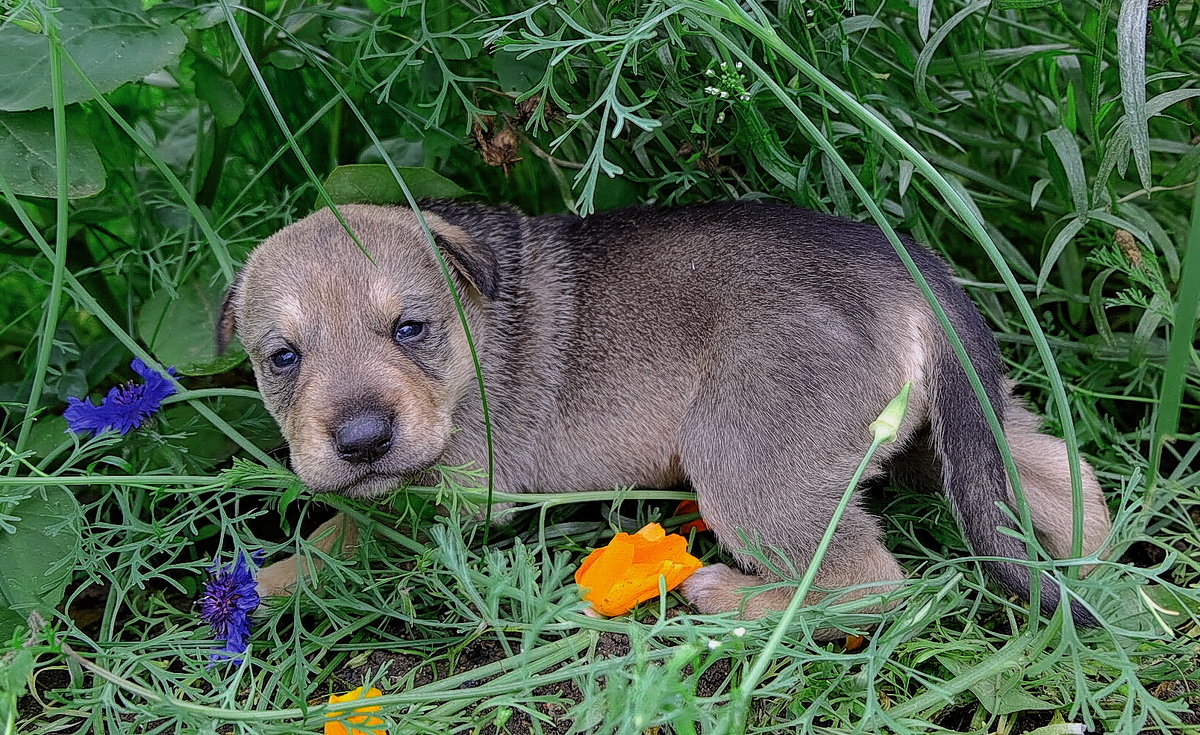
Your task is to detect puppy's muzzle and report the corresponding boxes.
[333,412,394,464]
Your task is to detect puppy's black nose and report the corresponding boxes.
[333,413,394,464]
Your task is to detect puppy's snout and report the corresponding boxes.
[333,413,394,464]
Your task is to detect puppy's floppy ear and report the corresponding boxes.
[216,273,242,355]
[420,202,523,300]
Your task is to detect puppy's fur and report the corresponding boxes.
[220,201,1110,625]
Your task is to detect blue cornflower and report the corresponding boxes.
[198,550,262,664]
[64,358,177,435]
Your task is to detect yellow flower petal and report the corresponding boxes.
[574,523,703,616]
[325,686,387,735]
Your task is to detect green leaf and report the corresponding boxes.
[994,0,1060,8]
[1116,0,1150,188]
[268,49,306,71]
[1152,179,1200,472]
[0,643,35,715]
[193,55,245,128]
[1108,580,1200,634]
[136,274,245,376]
[0,486,83,640]
[0,108,105,198]
[0,0,186,112]
[322,164,470,205]
[1042,127,1089,216]
[494,50,547,93]
[1161,143,1200,188]
[1036,216,1086,294]
[937,655,1058,716]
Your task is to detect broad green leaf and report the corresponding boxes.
[152,397,278,474]
[193,55,245,128]
[0,0,186,112]
[268,49,306,70]
[1108,579,1200,634]
[0,108,105,198]
[322,164,470,205]
[137,275,244,376]
[22,415,72,462]
[1036,216,1086,294]
[0,644,35,714]
[494,50,548,93]
[0,486,83,640]
[1042,127,1089,216]
[1116,0,1150,188]
[1161,142,1200,188]
[937,655,1058,716]
[913,0,988,111]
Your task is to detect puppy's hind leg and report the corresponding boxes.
[1004,395,1111,565]
[676,380,905,634]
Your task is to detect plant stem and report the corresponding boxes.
[13,0,70,463]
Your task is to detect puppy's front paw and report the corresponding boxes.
[680,563,759,615]
[681,563,801,619]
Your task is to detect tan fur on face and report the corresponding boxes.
[230,206,482,497]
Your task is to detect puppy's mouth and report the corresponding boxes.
[308,460,436,499]
[288,430,445,498]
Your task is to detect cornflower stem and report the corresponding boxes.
[13,0,69,466]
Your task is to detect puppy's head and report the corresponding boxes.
[219,203,513,497]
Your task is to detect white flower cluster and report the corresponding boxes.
[703,625,748,651]
[703,61,752,103]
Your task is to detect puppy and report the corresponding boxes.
[218,200,1110,625]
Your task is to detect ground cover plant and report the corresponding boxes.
[1,0,1198,732]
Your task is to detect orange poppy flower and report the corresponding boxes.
[575,522,703,616]
[325,686,386,735]
[674,499,710,534]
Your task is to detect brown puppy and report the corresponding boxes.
[218,201,1111,625]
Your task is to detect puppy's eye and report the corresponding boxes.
[393,320,427,345]
[270,348,300,370]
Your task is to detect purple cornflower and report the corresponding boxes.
[64,358,177,435]
[198,550,262,664]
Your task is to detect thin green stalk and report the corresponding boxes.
[162,388,264,404]
[727,385,912,731]
[1149,181,1200,482]
[215,1,369,258]
[55,52,235,282]
[13,1,70,463]
[0,475,214,487]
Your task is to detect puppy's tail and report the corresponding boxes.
[928,311,1097,626]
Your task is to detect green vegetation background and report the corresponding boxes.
[0,0,1197,733]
